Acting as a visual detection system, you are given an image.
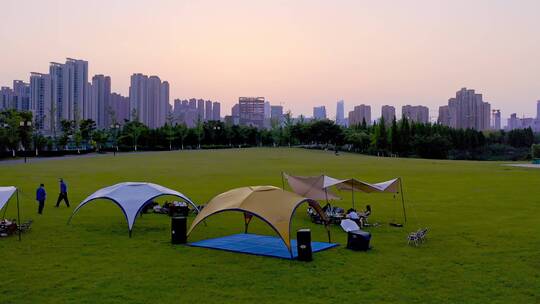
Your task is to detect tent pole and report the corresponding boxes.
[324,188,328,204]
[16,189,21,241]
[326,225,331,243]
[399,177,407,223]
[351,179,355,210]
[129,230,132,238]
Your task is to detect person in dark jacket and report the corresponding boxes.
[56,178,70,207]
[36,184,46,214]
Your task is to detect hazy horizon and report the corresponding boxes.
[1,0,539,120]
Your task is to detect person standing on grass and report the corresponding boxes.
[56,178,70,207]
[36,183,46,214]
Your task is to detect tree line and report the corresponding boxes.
[0,109,538,160]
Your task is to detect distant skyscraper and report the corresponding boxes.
[402,105,429,123]
[64,58,89,121]
[313,106,327,120]
[438,105,450,126]
[348,104,371,126]
[29,72,53,132]
[0,87,14,110]
[239,97,265,128]
[110,93,129,124]
[147,76,161,128]
[264,101,271,119]
[129,73,148,122]
[492,109,501,130]
[212,101,221,121]
[129,73,168,128]
[445,88,490,130]
[507,113,520,130]
[336,100,345,125]
[159,81,170,125]
[271,105,284,125]
[197,99,205,121]
[205,100,213,121]
[381,105,395,124]
[231,104,240,117]
[535,100,540,132]
[91,75,111,129]
[13,80,30,111]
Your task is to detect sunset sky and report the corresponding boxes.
[1,0,539,121]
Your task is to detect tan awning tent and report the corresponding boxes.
[282,173,346,201]
[337,178,401,193]
[284,173,406,223]
[188,186,330,257]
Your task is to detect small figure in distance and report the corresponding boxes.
[55,178,70,208]
[36,183,46,214]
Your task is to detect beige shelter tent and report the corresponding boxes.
[188,186,330,257]
[337,177,406,222]
[282,173,346,201]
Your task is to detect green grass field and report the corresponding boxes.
[1,148,539,303]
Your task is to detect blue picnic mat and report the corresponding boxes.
[188,233,338,259]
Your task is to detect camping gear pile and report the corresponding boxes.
[0,219,17,237]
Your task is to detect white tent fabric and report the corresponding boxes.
[0,186,17,211]
[69,182,199,235]
[337,178,401,193]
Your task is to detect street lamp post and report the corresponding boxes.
[19,121,32,163]
[110,123,120,156]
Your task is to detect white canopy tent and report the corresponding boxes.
[68,182,200,237]
[0,186,21,240]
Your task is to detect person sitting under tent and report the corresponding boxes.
[346,208,361,226]
[358,205,372,227]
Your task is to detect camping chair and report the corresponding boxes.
[407,228,428,246]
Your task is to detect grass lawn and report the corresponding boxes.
[1,148,539,303]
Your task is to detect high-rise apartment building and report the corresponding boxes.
[64,58,89,121]
[313,106,327,120]
[271,105,284,125]
[402,105,429,123]
[110,93,129,124]
[13,80,30,111]
[442,88,490,130]
[264,101,271,119]
[381,105,395,124]
[91,75,111,129]
[212,101,221,121]
[129,73,148,122]
[438,106,450,126]
[197,99,205,121]
[205,100,213,121]
[348,104,371,126]
[0,87,14,110]
[129,73,169,128]
[492,110,501,130]
[239,97,265,128]
[29,72,53,132]
[336,100,345,125]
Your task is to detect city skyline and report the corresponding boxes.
[1,0,540,121]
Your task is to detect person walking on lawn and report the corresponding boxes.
[56,178,70,207]
[36,184,46,214]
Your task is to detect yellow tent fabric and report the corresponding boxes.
[188,186,328,254]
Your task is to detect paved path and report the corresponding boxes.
[503,163,540,169]
[0,150,177,165]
